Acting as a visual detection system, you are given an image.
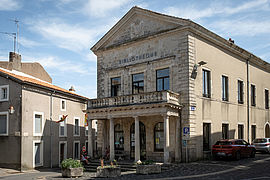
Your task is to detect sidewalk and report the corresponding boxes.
[0,168,22,177]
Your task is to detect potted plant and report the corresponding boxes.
[96,159,121,178]
[61,158,84,178]
[136,160,161,174]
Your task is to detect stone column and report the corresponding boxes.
[175,117,181,162]
[134,116,140,162]
[109,118,115,161]
[88,118,93,158]
[164,115,170,163]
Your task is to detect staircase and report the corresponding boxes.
[84,160,137,172]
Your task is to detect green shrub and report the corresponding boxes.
[142,160,154,165]
[61,158,83,169]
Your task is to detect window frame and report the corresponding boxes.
[33,111,44,136]
[111,77,121,97]
[0,111,8,136]
[154,122,164,152]
[73,141,80,160]
[0,85,9,102]
[132,73,144,94]
[74,117,80,136]
[33,140,43,167]
[59,115,67,137]
[60,99,66,111]
[222,75,229,101]
[202,69,211,98]
[156,68,170,91]
[265,89,269,109]
[251,84,256,107]
[237,80,244,104]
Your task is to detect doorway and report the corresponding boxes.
[59,141,67,166]
[265,124,270,138]
[130,122,146,160]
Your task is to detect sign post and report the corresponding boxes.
[183,127,190,162]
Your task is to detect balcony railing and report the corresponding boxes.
[87,91,180,109]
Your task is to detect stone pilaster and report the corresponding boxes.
[163,115,170,163]
[109,118,115,161]
[134,116,140,162]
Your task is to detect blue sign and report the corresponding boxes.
[183,127,190,135]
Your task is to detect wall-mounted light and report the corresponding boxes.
[8,106,15,114]
[191,61,207,79]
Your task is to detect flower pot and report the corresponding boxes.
[96,166,121,178]
[136,164,161,174]
[62,167,83,178]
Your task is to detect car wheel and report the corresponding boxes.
[250,150,255,158]
[235,151,241,160]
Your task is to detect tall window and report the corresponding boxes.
[251,125,256,141]
[222,124,229,139]
[111,77,121,97]
[203,123,211,151]
[132,73,144,94]
[251,84,256,106]
[0,112,8,135]
[154,122,164,152]
[74,118,80,136]
[203,69,211,98]
[238,124,244,139]
[34,112,43,136]
[59,115,67,137]
[61,100,66,111]
[0,85,9,101]
[238,80,244,104]
[114,124,124,150]
[265,89,269,109]
[74,141,80,159]
[222,75,228,101]
[156,68,170,91]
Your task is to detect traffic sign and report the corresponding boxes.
[183,127,190,134]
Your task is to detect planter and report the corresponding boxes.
[136,164,161,174]
[62,167,83,178]
[96,167,121,178]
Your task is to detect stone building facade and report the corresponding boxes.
[86,7,270,162]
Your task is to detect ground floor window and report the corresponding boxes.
[0,112,8,135]
[33,140,43,167]
[115,124,124,150]
[265,124,270,138]
[74,141,80,159]
[154,122,164,152]
[238,124,244,139]
[222,124,229,139]
[252,125,256,141]
[203,123,211,151]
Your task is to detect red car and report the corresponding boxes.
[212,139,256,160]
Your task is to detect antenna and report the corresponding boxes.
[10,18,19,53]
[0,32,16,53]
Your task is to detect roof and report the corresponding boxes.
[0,67,88,100]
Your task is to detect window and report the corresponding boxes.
[0,85,9,101]
[251,84,256,106]
[111,77,121,97]
[61,100,66,111]
[222,76,228,101]
[252,125,256,141]
[202,69,211,98]
[203,123,211,151]
[73,141,80,159]
[132,73,144,94]
[85,141,88,153]
[74,118,80,136]
[222,124,229,139]
[34,112,43,136]
[0,112,8,135]
[85,126,88,136]
[154,122,164,151]
[238,80,244,104]
[59,115,67,137]
[33,140,43,167]
[114,124,124,150]
[265,89,269,109]
[238,124,244,139]
[156,68,170,91]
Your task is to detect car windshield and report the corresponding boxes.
[215,141,232,145]
[253,138,267,143]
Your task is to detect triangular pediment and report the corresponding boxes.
[91,6,189,52]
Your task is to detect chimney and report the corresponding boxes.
[69,86,75,92]
[8,52,22,71]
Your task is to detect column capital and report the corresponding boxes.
[133,116,139,120]
[162,114,169,119]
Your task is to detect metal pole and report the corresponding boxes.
[247,58,250,143]
[185,140,188,162]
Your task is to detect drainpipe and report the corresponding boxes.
[50,91,55,168]
[246,57,250,143]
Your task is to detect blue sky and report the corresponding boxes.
[0,0,270,98]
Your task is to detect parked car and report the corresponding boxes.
[212,139,256,160]
[251,138,270,153]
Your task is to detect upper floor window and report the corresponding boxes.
[238,80,244,104]
[0,85,9,101]
[222,75,228,101]
[251,84,256,106]
[34,112,43,136]
[156,68,169,91]
[265,89,269,109]
[59,115,67,137]
[0,112,8,136]
[132,73,144,94]
[111,77,121,97]
[202,69,211,98]
[61,100,66,111]
[74,118,80,136]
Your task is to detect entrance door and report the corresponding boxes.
[265,124,270,138]
[59,142,67,166]
[130,122,146,160]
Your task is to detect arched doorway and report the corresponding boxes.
[265,124,270,138]
[130,122,146,160]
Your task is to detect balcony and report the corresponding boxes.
[87,91,180,109]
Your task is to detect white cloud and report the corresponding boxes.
[83,0,130,17]
[164,0,269,20]
[19,37,42,48]
[0,0,21,11]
